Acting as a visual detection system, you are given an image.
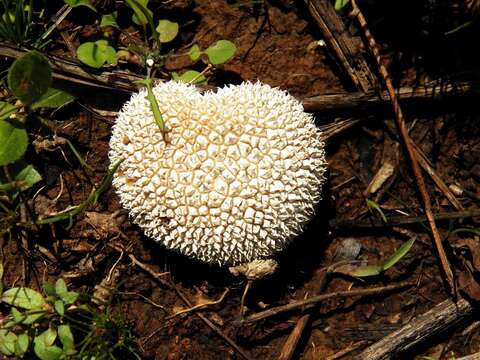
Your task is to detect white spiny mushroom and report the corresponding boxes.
[109,81,327,266]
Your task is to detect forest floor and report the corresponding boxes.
[1,0,480,359]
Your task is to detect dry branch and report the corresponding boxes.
[357,298,477,360]
[301,81,476,112]
[303,0,376,92]
[329,209,480,231]
[0,43,141,92]
[240,281,414,325]
[1,44,477,115]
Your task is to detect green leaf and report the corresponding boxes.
[352,237,416,277]
[61,291,79,305]
[63,0,96,12]
[0,117,28,166]
[21,311,46,325]
[31,88,75,109]
[382,237,416,271]
[13,164,42,191]
[366,198,387,223]
[10,306,45,325]
[54,300,65,316]
[171,70,207,85]
[452,227,480,236]
[11,307,24,323]
[126,0,151,26]
[15,332,29,356]
[100,12,119,29]
[0,330,16,355]
[189,44,202,61]
[43,282,56,296]
[8,51,52,105]
[351,265,383,277]
[156,19,179,43]
[58,325,75,352]
[0,101,17,121]
[1,287,46,310]
[204,40,236,65]
[34,328,62,360]
[77,40,117,68]
[36,159,124,225]
[334,0,350,10]
[56,278,78,305]
[55,278,68,295]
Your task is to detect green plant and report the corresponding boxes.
[1,51,118,237]
[0,279,140,359]
[334,0,350,11]
[352,237,416,277]
[0,0,33,45]
[0,51,76,236]
[365,198,388,223]
[76,39,117,68]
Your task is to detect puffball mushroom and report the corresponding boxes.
[109,81,327,266]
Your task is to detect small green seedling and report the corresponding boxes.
[334,0,350,10]
[0,0,33,45]
[156,19,179,43]
[189,40,237,65]
[0,278,140,359]
[366,198,388,223]
[352,237,416,277]
[100,11,119,29]
[77,39,117,68]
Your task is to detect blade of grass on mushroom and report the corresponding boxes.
[135,78,165,134]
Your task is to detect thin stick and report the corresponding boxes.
[240,281,414,325]
[350,0,455,293]
[329,209,480,231]
[166,288,229,320]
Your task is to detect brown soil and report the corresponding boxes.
[1,0,480,359]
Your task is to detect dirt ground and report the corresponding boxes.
[1,0,480,359]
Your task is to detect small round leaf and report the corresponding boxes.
[204,40,236,65]
[8,51,52,105]
[77,40,117,68]
[189,44,202,61]
[156,19,179,43]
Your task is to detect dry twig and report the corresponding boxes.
[357,298,476,360]
[303,0,376,92]
[240,281,414,325]
[329,209,480,231]
[166,289,229,320]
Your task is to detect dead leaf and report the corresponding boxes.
[459,271,480,302]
